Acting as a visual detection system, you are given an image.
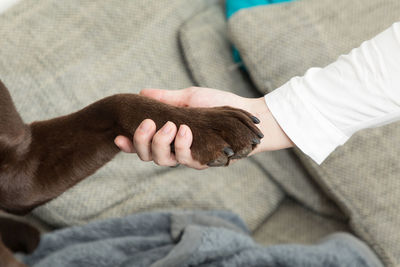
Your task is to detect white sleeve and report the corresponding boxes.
[264,22,400,164]
[0,0,20,14]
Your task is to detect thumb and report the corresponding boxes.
[140,88,191,107]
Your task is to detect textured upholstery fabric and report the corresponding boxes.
[251,152,344,219]
[253,199,349,246]
[0,0,283,231]
[299,125,400,266]
[179,5,258,98]
[229,0,400,265]
[229,0,400,94]
[179,4,348,245]
[181,4,344,219]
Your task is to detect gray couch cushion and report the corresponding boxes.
[0,0,283,231]
[229,0,400,265]
[253,198,349,246]
[179,5,258,98]
[229,0,399,95]
[180,4,344,219]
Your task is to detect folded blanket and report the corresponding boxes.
[21,211,381,267]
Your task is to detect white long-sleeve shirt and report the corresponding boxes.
[265,22,400,164]
[0,0,20,14]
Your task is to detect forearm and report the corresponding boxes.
[264,22,400,164]
[247,97,294,155]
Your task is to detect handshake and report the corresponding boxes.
[115,87,293,170]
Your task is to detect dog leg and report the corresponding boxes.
[0,81,262,264]
[0,217,39,267]
[0,217,40,254]
[0,239,27,267]
[0,82,262,214]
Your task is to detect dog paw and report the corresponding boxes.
[0,217,40,254]
[117,95,263,167]
[176,106,263,166]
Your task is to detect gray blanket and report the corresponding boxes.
[20,211,381,267]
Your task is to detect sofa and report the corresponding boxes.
[0,0,399,266]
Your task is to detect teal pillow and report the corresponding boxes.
[226,0,293,18]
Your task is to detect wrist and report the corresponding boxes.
[247,97,294,154]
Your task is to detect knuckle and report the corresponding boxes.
[156,161,166,166]
[134,132,149,143]
[174,149,192,165]
[157,160,171,167]
[176,157,188,165]
[138,154,151,162]
[152,135,167,147]
[152,154,172,166]
[153,157,164,166]
[174,142,187,152]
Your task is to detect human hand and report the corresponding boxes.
[114,87,293,169]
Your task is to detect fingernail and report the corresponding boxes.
[162,122,173,135]
[257,132,264,138]
[251,116,260,124]
[179,125,187,137]
[139,121,150,133]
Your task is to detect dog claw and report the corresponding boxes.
[257,132,264,139]
[251,116,260,124]
[223,147,234,157]
[252,138,260,144]
[231,146,252,159]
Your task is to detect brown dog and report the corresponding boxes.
[0,80,262,266]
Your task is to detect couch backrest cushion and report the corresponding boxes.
[0,0,282,232]
[228,0,400,265]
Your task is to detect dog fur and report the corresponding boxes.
[0,80,262,266]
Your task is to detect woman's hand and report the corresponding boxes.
[114,87,293,169]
